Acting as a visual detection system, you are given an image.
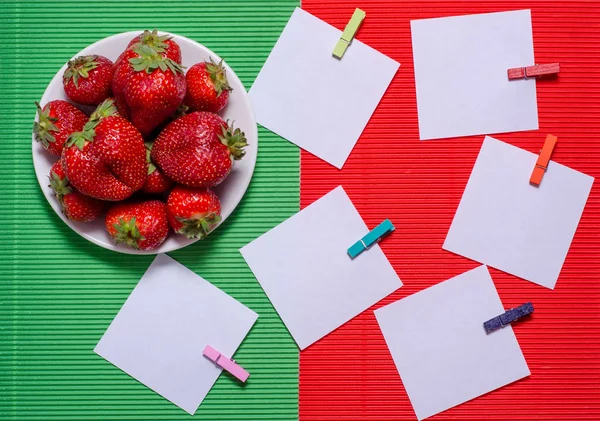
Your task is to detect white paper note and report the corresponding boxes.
[411,10,538,140]
[444,136,594,289]
[94,254,258,415]
[240,186,402,350]
[375,266,530,420]
[249,8,400,169]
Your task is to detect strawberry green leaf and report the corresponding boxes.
[175,212,222,239]
[129,44,184,75]
[218,121,248,160]
[112,217,145,249]
[144,142,157,174]
[89,99,118,122]
[66,130,94,150]
[136,29,171,53]
[33,101,59,148]
[48,170,72,198]
[206,58,232,97]
[83,121,95,132]
[173,103,189,118]
[63,55,99,88]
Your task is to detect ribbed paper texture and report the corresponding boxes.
[0,1,299,420]
[300,1,600,420]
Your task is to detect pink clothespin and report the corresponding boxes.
[507,63,560,80]
[203,345,250,382]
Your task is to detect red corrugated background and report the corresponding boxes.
[299,1,600,420]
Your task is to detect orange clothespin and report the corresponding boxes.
[530,134,558,186]
[508,63,560,80]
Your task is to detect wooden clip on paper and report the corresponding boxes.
[333,8,366,59]
[530,134,558,186]
[507,63,560,80]
[348,219,394,259]
[484,302,534,334]
[203,345,250,382]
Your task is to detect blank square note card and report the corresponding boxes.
[95,254,258,415]
[249,8,399,169]
[375,266,530,420]
[444,136,593,289]
[411,10,538,140]
[240,186,402,350]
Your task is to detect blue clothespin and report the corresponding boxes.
[483,302,534,334]
[348,219,395,259]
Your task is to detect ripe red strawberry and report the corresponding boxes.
[105,200,169,250]
[151,112,247,188]
[49,161,107,222]
[33,100,87,156]
[63,55,114,105]
[166,186,221,239]
[125,29,182,63]
[184,59,231,113]
[62,99,147,201]
[142,142,173,194]
[112,30,186,137]
[111,48,137,121]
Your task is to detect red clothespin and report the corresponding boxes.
[203,345,250,382]
[530,134,558,186]
[507,63,560,80]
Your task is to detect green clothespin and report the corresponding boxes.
[348,219,395,259]
[333,8,366,59]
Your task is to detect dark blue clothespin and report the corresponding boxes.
[347,219,395,259]
[483,302,534,334]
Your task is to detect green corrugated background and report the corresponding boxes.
[0,1,299,419]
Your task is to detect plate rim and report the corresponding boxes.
[31,30,258,255]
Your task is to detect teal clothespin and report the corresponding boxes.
[332,8,366,59]
[348,219,395,259]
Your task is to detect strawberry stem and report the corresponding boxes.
[63,55,99,88]
[48,169,72,214]
[129,44,183,74]
[66,99,117,150]
[145,142,157,175]
[89,98,118,121]
[112,217,145,249]
[218,121,248,160]
[173,103,189,118]
[135,29,172,53]
[205,58,232,97]
[33,101,58,148]
[175,212,221,239]
[66,130,94,150]
[49,170,72,197]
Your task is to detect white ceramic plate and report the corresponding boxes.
[32,31,258,255]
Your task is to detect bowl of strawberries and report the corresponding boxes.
[32,30,258,254]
